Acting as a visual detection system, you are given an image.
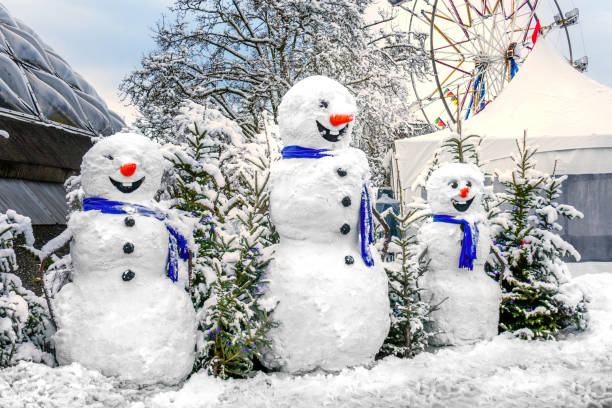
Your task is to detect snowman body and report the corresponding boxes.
[53,133,196,385]
[419,163,501,346]
[262,76,389,373]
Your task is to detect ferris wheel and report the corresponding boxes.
[390,0,587,128]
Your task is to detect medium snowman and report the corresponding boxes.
[418,162,502,346]
[262,76,390,373]
[53,133,196,385]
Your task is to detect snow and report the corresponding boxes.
[0,270,611,407]
[277,75,357,151]
[419,163,501,345]
[39,228,72,259]
[568,261,612,277]
[53,132,196,385]
[263,76,389,373]
[80,133,167,203]
[0,130,8,139]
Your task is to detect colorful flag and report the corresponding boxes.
[532,19,541,44]
[435,117,447,128]
[444,88,459,106]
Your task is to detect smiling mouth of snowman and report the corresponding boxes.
[109,177,145,194]
[452,197,474,212]
[316,121,348,143]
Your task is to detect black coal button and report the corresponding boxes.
[123,242,134,254]
[122,270,135,281]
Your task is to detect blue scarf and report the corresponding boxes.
[432,215,479,270]
[360,184,375,267]
[282,145,374,267]
[82,197,189,282]
[281,145,332,159]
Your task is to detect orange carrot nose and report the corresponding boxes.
[330,114,354,127]
[460,187,470,198]
[120,163,137,176]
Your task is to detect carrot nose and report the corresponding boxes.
[460,187,470,198]
[120,163,137,176]
[329,114,354,127]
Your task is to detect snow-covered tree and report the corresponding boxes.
[167,102,279,378]
[121,0,430,184]
[380,204,432,358]
[494,133,587,339]
[0,210,54,367]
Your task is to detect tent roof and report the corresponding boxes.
[393,38,612,196]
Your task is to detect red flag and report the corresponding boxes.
[532,19,541,44]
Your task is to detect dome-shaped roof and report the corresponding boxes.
[0,3,125,136]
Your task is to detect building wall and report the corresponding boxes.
[556,173,612,262]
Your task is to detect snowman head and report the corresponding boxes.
[80,133,165,203]
[278,76,356,150]
[426,162,485,217]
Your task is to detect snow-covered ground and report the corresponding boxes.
[2,270,611,408]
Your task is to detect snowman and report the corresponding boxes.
[53,133,196,385]
[418,162,502,346]
[262,76,390,373]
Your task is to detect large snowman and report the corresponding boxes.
[262,76,390,373]
[418,162,502,346]
[53,133,196,385]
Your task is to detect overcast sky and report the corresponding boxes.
[3,0,611,124]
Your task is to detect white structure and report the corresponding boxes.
[392,39,612,261]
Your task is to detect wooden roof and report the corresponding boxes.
[0,178,67,224]
[0,110,92,183]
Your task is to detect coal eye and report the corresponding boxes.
[467,181,472,187]
[319,100,329,109]
[104,154,114,160]
[449,181,458,189]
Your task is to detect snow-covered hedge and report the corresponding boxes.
[0,210,55,367]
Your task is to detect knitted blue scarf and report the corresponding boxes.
[281,145,374,267]
[281,145,332,159]
[82,197,189,282]
[432,215,479,270]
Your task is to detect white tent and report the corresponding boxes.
[392,39,612,261]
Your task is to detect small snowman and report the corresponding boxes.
[53,133,196,385]
[262,76,390,373]
[418,162,502,346]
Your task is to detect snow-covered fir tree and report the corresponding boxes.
[380,203,432,358]
[121,0,430,184]
[494,132,587,339]
[0,210,54,367]
[167,102,279,378]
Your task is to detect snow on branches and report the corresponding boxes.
[167,102,279,378]
[121,0,430,184]
[493,132,588,339]
[0,211,54,367]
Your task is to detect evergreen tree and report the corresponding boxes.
[168,102,278,378]
[380,204,432,358]
[0,210,54,367]
[494,132,587,339]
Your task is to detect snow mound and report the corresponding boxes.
[1,273,611,407]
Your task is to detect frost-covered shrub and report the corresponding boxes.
[379,204,432,358]
[0,210,55,367]
[494,133,588,339]
[167,102,279,378]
